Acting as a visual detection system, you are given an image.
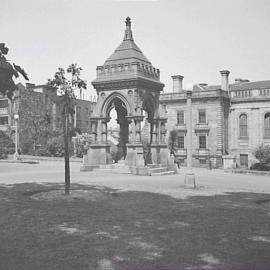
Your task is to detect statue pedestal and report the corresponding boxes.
[80,144,110,171]
[184,171,196,188]
[223,155,236,169]
[125,144,144,167]
[151,144,177,173]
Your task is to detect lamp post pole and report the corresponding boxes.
[185,86,196,188]
[13,114,19,160]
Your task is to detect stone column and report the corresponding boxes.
[134,116,144,144]
[91,120,98,143]
[160,120,166,144]
[185,89,196,188]
[101,119,108,144]
[216,102,224,156]
[151,119,158,144]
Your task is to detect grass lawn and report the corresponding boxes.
[0,182,270,270]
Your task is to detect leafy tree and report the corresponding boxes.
[254,144,270,164]
[47,64,86,195]
[0,43,29,99]
[168,129,178,155]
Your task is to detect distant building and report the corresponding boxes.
[0,83,95,153]
[160,72,270,168]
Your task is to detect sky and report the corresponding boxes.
[1,0,270,100]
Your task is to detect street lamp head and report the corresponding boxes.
[14,114,19,120]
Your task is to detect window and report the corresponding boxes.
[199,159,207,164]
[199,135,206,149]
[0,116,8,125]
[177,111,184,125]
[85,108,89,115]
[0,99,8,108]
[239,114,248,137]
[177,135,184,149]
[198,110,206,124]
[264,113,270,138]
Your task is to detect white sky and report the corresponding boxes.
[1,0,270,100]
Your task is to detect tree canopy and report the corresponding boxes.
[0,43,29,99]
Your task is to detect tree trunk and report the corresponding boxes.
[64,108,70,195]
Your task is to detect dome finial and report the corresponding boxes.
[124,17,133,41]
[125,17,131,27]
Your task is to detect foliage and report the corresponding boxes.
[168,129,178,154]
[34,146,51,157]
[73,133,92,158]
[47,64,86,194]
[47,136,65,157]
[254,144,270,165]
[0,43,29,99]
[250,163,270,172]
[19,109,55,154]
[0,148,8,159]
[0,130,15,159]
[0,130,15,154]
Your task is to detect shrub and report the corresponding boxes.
[254,144,270,164]
[250,163,270,171]
[34,147,51,157]
[0,147,8,160]
[47,137,65,157]
[73,133,92,158]
[0,131,14,158]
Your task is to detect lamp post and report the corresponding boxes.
[184,84,196,188]
[13,114,19,160]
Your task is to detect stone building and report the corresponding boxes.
[0,82,95,153]
[160,72,270,168]
[229,80,270,167]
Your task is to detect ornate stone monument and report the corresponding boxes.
[81,17,171,172]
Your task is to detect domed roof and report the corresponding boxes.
[104,17,152,66]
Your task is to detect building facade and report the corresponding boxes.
[0,82,95,153]
[160,73,270,168]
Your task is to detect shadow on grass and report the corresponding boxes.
[0,183,270,270]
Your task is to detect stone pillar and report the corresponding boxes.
[134,116,144,144]
[185,89,196,188]
[216,102,224,156]
[151,119,158,144]
[80,117,110,171]
[160,119,167,144]
[125,115,145,167]
[91,120,98,143]
[101,119,108,143]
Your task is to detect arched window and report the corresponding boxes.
[239,114,248,137]
[264,113,270,138]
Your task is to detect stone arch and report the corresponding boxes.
[101,92,132,118]
[142,93,157,121]
[100,92,132,162]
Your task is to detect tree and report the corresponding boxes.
[168,129,178,155]
[47,64,86,195]
[0,43,29,99]
[254,144,270,164]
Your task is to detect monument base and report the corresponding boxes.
[184,171,196,188]
[125,144,145,167]
[80,143,110,171]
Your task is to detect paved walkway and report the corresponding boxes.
[0,161,270,199]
